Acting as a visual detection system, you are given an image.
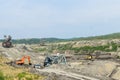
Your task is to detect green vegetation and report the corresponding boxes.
[71,42,117,53]
[55,42,117,53]
[0,71,4,80]
[116,56,120,59]
[0,38,66,44]
[11,38,67,44]
[17,72,43,80]
[71,32,120,41]
[33,42,118,54]
[57,43,73,50]
[17,72,27,80]
[0,32,120,44]
[0,56,45,80]
[33,48,47,53]
[0,71,45,80]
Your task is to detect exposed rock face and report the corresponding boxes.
[0,43,120,80]
[0,44,45,64]
[68,60,119,79]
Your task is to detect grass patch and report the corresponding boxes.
[31,42,118,54]
[0,71,5,80]
[0,56,45,80]
[72,42,118,53]
[33,48,47,53]
[17,72,45,80]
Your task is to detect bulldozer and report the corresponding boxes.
[2,35,12,48]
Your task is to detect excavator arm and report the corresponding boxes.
[16,56,32,65]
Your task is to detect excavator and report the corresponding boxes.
[6,56,32,68]
[16,56,32,65]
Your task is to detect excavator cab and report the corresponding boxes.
[16,56,32,65]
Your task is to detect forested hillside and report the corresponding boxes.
[1,33,120,44]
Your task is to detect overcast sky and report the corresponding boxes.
[0,0,120,39]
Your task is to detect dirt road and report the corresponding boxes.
[36,68,99,80]
[0,44,120,80]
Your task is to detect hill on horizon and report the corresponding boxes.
[1,32,120,44]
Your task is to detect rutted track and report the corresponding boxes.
[36,68,99,80]
[0,44,120,80]
[0,45,100,80]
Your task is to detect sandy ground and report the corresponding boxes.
[0,44,120,80]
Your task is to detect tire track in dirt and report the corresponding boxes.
[36,68,99,80]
